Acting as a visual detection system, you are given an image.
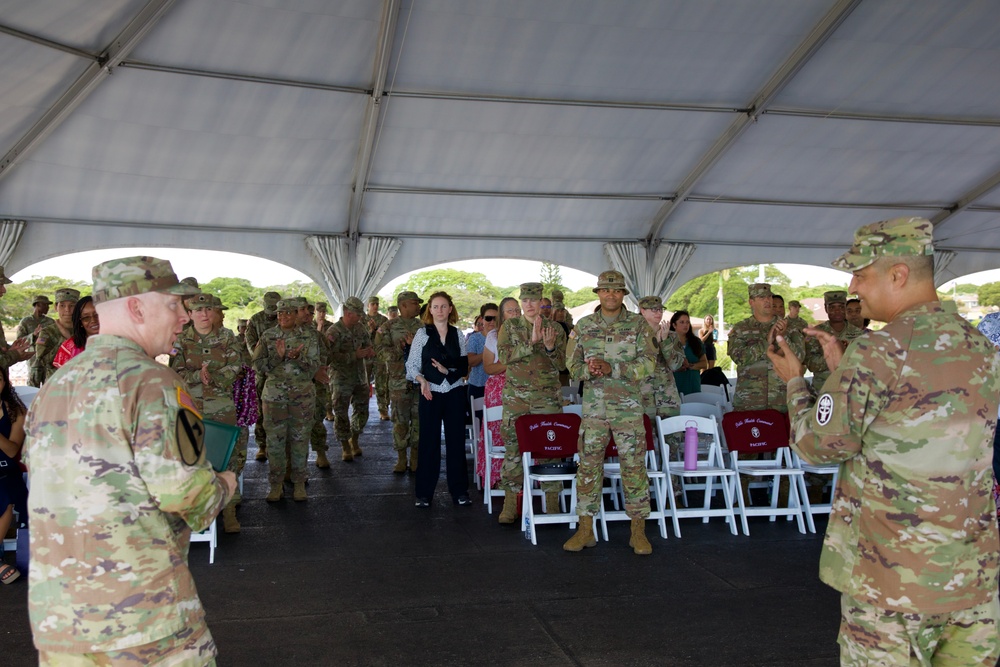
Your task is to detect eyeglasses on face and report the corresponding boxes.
[483,315,496,322]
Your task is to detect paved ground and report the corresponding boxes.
[1,399,841,666]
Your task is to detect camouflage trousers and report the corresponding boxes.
[310,381,330,454]
[839,594,1000,666]
[263,388,315,485]
[332,380,368,442]
[28,365,48,388]
[38,623,216,666]
[254,373,267,451]
[390,384,420,452]
[374,362,389,414]
[575,414,650,519]
[498,399,562,495]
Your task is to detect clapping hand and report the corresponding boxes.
[200,362,211,386]
[530,316,543,344]
[542,324,557,351]
[275,338,286,358]
[586,357,611,377]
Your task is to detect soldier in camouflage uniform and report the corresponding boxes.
[170,293,248,533]
[785,299,808,333]
[246,291,281,461]
[15,294,54,342]
[637,296,685,421]
[302,299,333,468]
[253,299,320,501]
[564,271,657,556]
[29,287,80,387]
[23,256,236,664]
[768,217,1000,666]
[328,296,375,461]
[365,296,390,420]
[0,267,33,371]
[803,290,864,390]
[495,282,567,524]
[728,283,804,412]
[375,291,423,473]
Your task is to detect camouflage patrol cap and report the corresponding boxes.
[54,288,81,304]
[368,296,380,305]
[397,291,423,306]
[287,297,307,308]
[823,290,848,306]
[748,283,772,299]
[32,295,52,306]
[210,295,228,311]
[263,291,281,314]
[343,296,365,314]
[593,270,629,295]
[519,282,544,299]
[637,296,664,310]
[833,216,934,271]
[275,299,297,313]
[92,256,198,305]
[180,276,200,289]
[185,293,214,309]
[788,299,802,308]
[316,301,328,311]
[0,266,12,285]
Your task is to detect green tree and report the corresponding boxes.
[201,277,260,309]
[390,269,500,301]
[540,262,565,296]
[2,276,92,327]
[564,287,597,308]
[667,265,795,327]
[978,282,1000,309]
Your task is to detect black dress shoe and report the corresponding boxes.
[454,495,472,506]
[414,498,431,508]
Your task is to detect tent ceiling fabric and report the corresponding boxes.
[0,0,999,294]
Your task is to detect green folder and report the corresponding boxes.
[202,418,239,472]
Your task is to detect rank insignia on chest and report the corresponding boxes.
[202,348,211,356]
[606,336,614,344]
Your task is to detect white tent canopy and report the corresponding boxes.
[1,0,999,299]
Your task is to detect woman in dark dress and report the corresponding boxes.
[0,366,28,584]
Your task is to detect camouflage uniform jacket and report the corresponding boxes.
[169,326,244,416]
[23,335,229,652]
[786,301,1000,614]
[365,312,388,338]
[0,326,22,371]
[728,315,804,412]
[31,319,72,377]
[785,315,809,333]
[245,309,276,355]
[496,316,567,404]
[567,309,656,419]
[374,316,422,391]
[15,314,55,342]
[804,320,865,391]
[641,333,686,419]
[252,325,320,401]
[326,319,371,387]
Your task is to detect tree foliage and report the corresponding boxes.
[978,282,1000,309]
[540,262,565,296]
[393,269,500,300]
[2,276,92,327]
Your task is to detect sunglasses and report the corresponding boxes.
[540,305,552,310]
[483,315,496,322]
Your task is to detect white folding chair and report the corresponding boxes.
[679,402,723,422]
[470,395,484,490]
[598,415,667,540]
[722,410,806,536]
[656,415,738,537]
[515,413,585,545]
[700,384,726,398]
[560,385,580,405]
[562,404,582,416]
[792,452,840,534]
[482,405,506,513]
[189,519,219,564]
[681,392,728,411]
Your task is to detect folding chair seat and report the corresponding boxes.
[721,410,806,536]
[515,413,585,545]
[791,452,840,534]
[681,391,728,411]
[470,395,484,490]
[561,404,582,417]
[482,405,505,513]
[599,415,667,540]
[700,367,733,403]
[656,415,738,537]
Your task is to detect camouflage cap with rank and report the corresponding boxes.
[519,282,543,299]
[823,290,848,306]
[275,299,297,313]
[0,266,12,285]
[343,296,365,314]
[185,293,214,309]
[637,295,664,310]
[54,287,81,304]
[368,296,380,305]
[287,296,307,309]
[593,270,629,295]
[32,294,52,306]
[210,295,228,311]
[748,283,772,299]
[316,301,328,311]
[263,291,282,314]
[833,216,934,271]
[92,256,199,304]
[396,290,423,306]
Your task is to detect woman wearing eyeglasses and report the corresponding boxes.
[465,303,497,405]
[478,297,519,493]
[51,296,100,369]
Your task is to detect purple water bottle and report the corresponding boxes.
[683,420,699,470]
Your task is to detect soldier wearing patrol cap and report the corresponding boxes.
[768,217,1000,665]
[327,296,375,461]
[727,283,804,413]
[564,270,657,555]
[365,296,390,420]
[375,291,424,473]
[0,266,33,370]
[30,288,81,387]
[23,256,236,664]
[15,294,54,342]
[637,295,685,422]
[252,299,320,501]
[802,290,863,390]
[494,282,567,523]
[246,291,281,461]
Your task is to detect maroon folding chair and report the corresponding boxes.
[515,413,582,545]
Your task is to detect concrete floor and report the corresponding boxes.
[1,400,841,666]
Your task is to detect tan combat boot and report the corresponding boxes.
[545,491,561,514]
[222,505,240,533]
[379,410,389,421]
[293,482,307,501]
[497,491,519,525]
[629,517,652,556]
[266,483,283,502]
[563,516,597,551]
[341,440,354,462]
[408,446,418,472]
[255,446,267,462]
[350,435,363,457]
[392,450,407,474]
[315,451,330,469]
